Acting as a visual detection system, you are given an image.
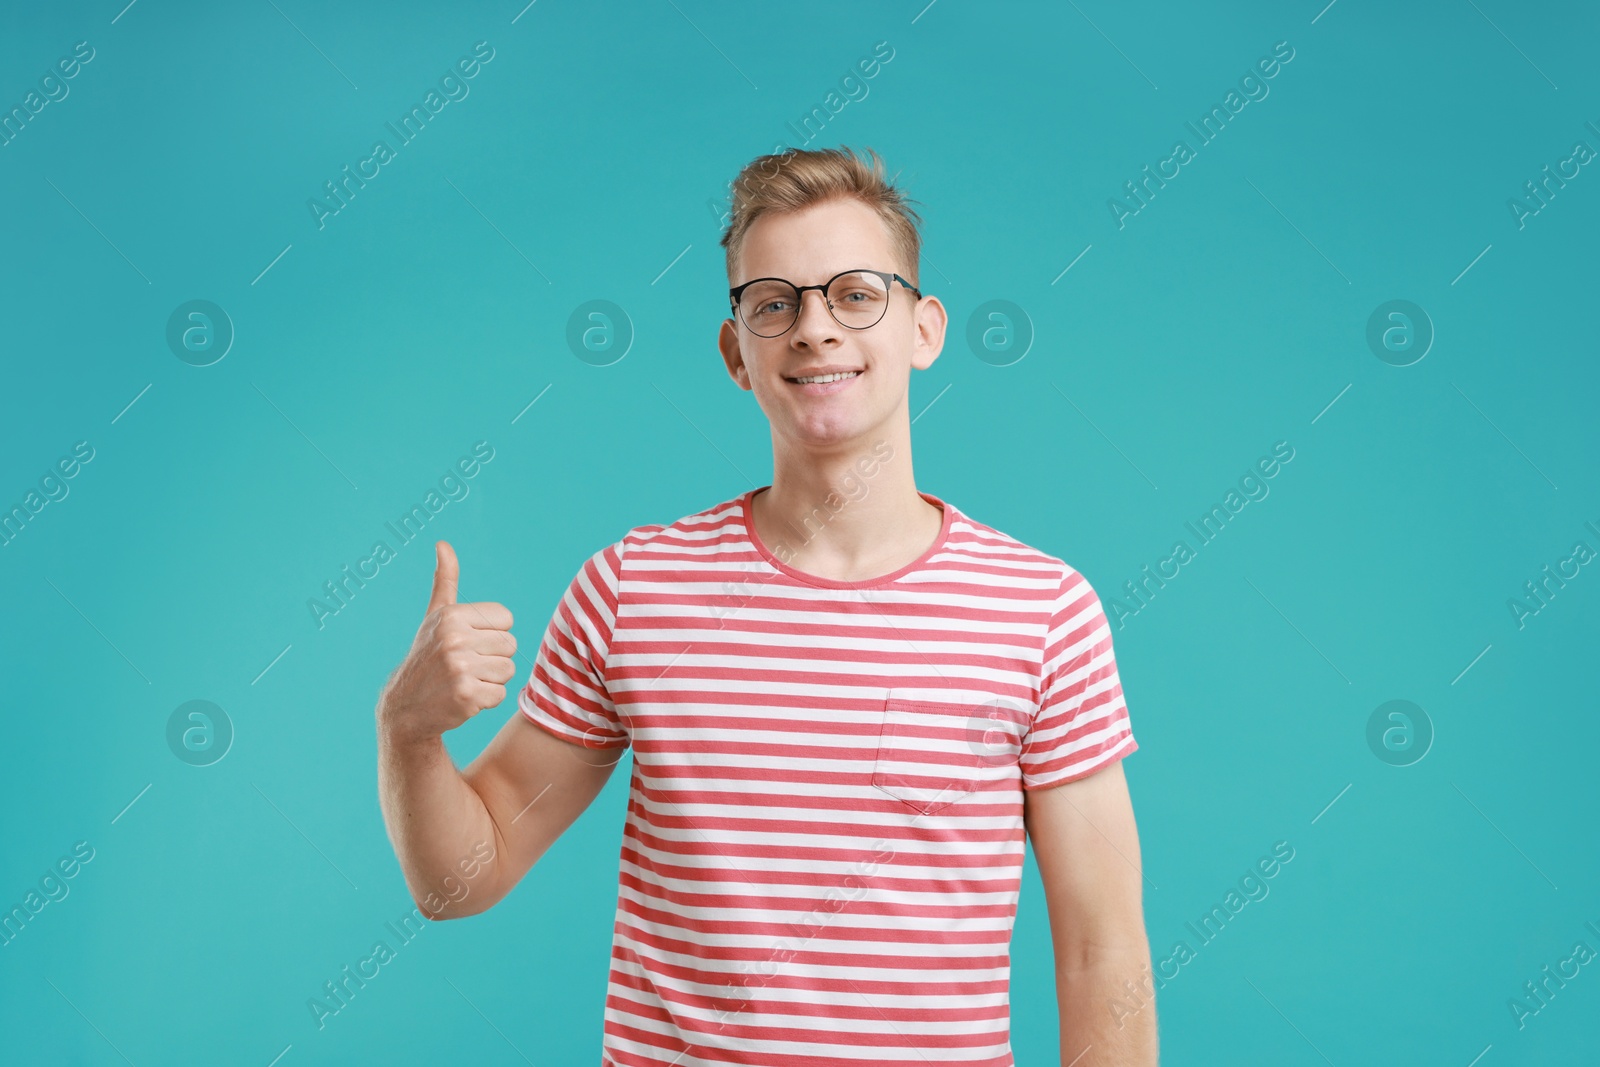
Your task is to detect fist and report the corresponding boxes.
[379,541,518,743]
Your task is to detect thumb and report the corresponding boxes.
[428,541,459,612]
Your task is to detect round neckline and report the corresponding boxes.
[739,484,954,590]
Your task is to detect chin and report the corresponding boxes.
[786,411,875,446]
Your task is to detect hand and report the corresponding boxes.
[378,541,518,744]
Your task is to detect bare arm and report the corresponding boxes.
[1024,760,1158,1066]
[375,540,623,920]
[377,706,620,919]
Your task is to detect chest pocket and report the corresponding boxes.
[871,695,1015,815]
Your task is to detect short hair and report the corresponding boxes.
[719,145,924,289]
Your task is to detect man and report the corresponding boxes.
[376,145,1157,1065]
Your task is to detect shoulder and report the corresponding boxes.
[937,501,1090,607]
[592,491,748,577]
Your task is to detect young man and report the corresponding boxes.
[376,146,1156,1066]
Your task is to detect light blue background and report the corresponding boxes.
[3,1,1596,1064]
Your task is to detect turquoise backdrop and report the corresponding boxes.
[3,1,1597,1064]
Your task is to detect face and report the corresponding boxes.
[718,197,946,451]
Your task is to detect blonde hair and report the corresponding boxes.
[719,146,924,288]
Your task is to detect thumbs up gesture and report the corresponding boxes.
[377,541,518,744]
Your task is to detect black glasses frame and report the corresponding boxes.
[728,268,923,337]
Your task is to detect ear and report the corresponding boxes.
[718,318,753,391]
[910,294,948,371]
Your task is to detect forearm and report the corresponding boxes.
[1055,949,1159,1067]
[375,711,505,919]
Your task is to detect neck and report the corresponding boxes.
[756,430,939,581]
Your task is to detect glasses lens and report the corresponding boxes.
[736,272,894,336]
[826,271,890,328]
[738,280,800,337]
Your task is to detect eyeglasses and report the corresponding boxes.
[729,268,922,338]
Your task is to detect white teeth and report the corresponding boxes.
[791,371,861,384]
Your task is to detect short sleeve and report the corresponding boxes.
[518,538,630,750]
[1019,565,1138,789]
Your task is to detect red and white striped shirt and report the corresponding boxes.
[519,486,1138,1066]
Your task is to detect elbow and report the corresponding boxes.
[401,840,510,922]
[415,897,453,921]
[413,895,488,921]
[409,869,510,922]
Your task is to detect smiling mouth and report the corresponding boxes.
[784,370,863,384]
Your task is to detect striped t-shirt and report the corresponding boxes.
[519,486,1138,1066]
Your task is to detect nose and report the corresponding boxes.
[790,288,842,347]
